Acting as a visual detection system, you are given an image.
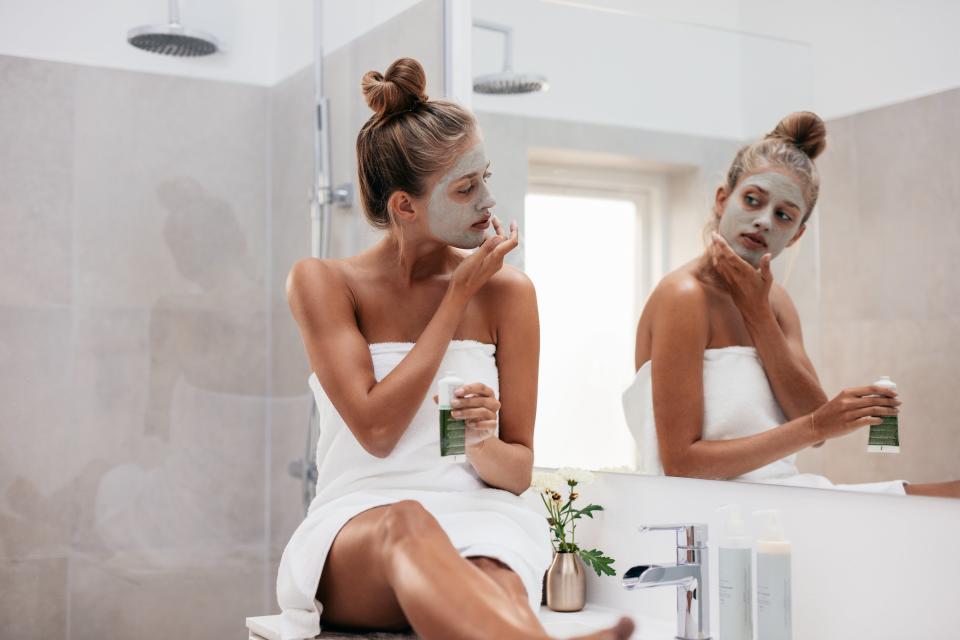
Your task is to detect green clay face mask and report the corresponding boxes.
[718,171,806,266]
[426,142,495,249]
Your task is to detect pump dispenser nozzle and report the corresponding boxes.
[717,504,748,546]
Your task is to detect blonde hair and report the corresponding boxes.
[707,111,827,240]
[356,58,477,230]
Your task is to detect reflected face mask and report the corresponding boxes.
[718,171,807,265]
[425,142,495,249]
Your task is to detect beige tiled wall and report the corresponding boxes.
[795,89,960,484]
[0,53,302,638]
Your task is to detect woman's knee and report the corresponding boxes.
[382,500,439,548]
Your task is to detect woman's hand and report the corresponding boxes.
[450,216,518,300]
[450,382,500,457]
[710,231,773,318]
[808,385,901,443]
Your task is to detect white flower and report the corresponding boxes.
[556,467,595,486]
[531,471,564,494]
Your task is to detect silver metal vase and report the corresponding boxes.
[545,552,586,612]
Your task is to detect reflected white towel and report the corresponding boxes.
[623,346,796,480]
[276,341,552,640]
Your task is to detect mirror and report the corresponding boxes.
[470,0,960,498]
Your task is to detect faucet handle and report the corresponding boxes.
[638,523,708,548]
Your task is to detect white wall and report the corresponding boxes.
[471,0,958,138]
[471,0,753,140]
[738,0,960,122]
[529,470,960,639]
[0,0,421,86]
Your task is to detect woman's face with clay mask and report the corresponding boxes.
[422,136,496,249]
[717,169,807,266]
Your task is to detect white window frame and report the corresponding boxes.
[526,162,669,321]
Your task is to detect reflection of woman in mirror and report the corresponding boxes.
[625,112,959,498]
[276,58,632,640]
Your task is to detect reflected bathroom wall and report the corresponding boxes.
[795,88,960,484]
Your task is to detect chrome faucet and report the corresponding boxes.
[622,523,710,640]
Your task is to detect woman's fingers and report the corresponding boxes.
[490,220,519,261]
[490,214,504,239]
[455,382,495,398]
[759,253,773,280]
[452,407,496,421]
[850,405,899,420]
[848,394,901,409]
[451,381,499,421]
[465,419,497,429]
[845,385,898,398]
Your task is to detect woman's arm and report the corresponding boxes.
[747,283,828,419]
[287,228,517,459]
[711,234,827,419]
[651,277,900,480]
[651,279,819,479]
[458,268,539,495]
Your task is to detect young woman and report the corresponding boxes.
[276,58,633,640]
[625,111,959,498]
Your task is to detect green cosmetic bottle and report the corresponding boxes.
[438,371,466,460]
[867,376,900,453]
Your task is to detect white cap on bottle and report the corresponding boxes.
[438,371,462,408]
[717,504,750,548]
[754,509,791,554]
[873,376,897,391]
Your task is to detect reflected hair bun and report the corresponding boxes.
[766,111,827,160]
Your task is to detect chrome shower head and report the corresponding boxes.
[473,20,548,95]
[128,0,221,57]
[473,71,549,95]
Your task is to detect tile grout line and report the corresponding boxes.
[264,87,274,615]
[65,64,79,640]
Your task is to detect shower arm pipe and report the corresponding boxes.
[473,20,514,72]
[168,0,180,25]
[312,0,332,259]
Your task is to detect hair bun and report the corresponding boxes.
[766,111,827,160]
[362,58,429,120]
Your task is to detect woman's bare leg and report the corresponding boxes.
[905,480,960,498]
[466,556,547,633]
[317,500,633,640]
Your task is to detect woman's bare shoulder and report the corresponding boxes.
[482,264,535,302]
[288,257,347,291]
[285,257,364,315]
[648,266,710,311]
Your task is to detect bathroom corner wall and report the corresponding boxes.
[795,88,960,484]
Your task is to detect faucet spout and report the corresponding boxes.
[622,564,698,591]
[622,523,711,640]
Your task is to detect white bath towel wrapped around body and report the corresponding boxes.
[623,346,906,495]
[276,340,552,640]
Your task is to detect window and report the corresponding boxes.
[524,162,666,470]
